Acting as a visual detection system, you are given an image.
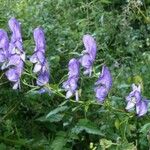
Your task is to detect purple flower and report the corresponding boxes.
[0,29,9,64]
[62,58,80,101]
[8,18,24,54]
[80,34,97,76]
[30,27,50,87]
[4,18,25,89]
[94,66,112,103]
[125,84,148,116]
[136,99,148,117]
[5,61,23,89]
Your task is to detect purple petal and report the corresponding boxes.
[62,80,70,90]
[8,18,23,54]
[66,90,73,99]
[62,77,78,92]
[0,29,9,51]
[38,87,51,94]
[5,68,19,82]
[0,51,5,63]
[37,70,49,86]
[126,84,142,103]
[80,54,92,69]
[7,54,21,66]
[125,98,136,110]
[68,58,80,77]
[95,65,112,90]
[33,63,42,73]
[69,77,78,91]
[36,51,45,63]
[83,67,92,76]
[95,86,108,102]
[30,51,45,64]
[8,18,22,40]
[34,27,46,52]
[30,53,38,63]
[83,34,97,60]
[136,100,148,117]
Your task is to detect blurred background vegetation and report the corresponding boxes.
[0,0,150,149]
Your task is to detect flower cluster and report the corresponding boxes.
[30,27,49,88]
[80,34,97,76]
[0,19,49,91]
[62,35,112,103]
[94,66,112,103]
[0,18,25,89]
[62,58,79,101]
[126,84,148,116]
[0,18,149,117]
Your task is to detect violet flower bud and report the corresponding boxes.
[94,65,112,103]
[80,34,97,76]
[5,18,25,89]
[62,58,80,101]
[30,27,50,89]
[125,84,148,116]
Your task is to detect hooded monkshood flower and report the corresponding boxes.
[125,84,148,117]
[62,58,80,101]
[94,65,112,103]
[5,18,25,89]
[30,27,49,88]
[0,29,9,64]
[80,34,97,76]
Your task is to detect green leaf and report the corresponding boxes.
[115,119,120,130]
[72,119,104,136]
[0,143,6,150]
[119,142,136,150]
[100,139,113,149]
[140,123,150,134]
[51,131,67,150]
[46,106,68,118]
[37,114,64,123]
[37,106,68,123]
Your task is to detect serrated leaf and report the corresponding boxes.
[72,119,104,136]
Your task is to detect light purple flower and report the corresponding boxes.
[0,29,9,63]
[94,65,112,103]
[30,27,50,88]
[4,18,25,89]
[125,84,148,116]
[136,99,148,117]
[62,58,80,101]
[8,18,23,54]
[80,34,97,76]
[5,61,23,89]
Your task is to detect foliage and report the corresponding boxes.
[0,0,150,149]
